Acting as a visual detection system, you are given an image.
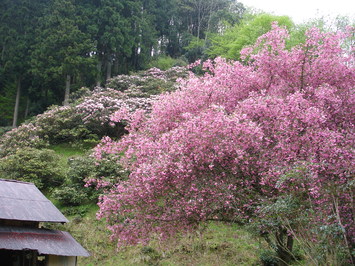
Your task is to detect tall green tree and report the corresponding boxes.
[31,0,96,105]
[0,0,45,126]
[132,0,159,70]
[177,0,245,62]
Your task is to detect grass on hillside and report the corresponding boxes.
[49,143,89,167]
[55,206,263,266]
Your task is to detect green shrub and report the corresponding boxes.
[0,148,64,189]
[0,105,94,157]
[52,184,87,206]
[51,153,128,207]
[66,155,96,185]
[148,55,187,70]
[67,154,128,186]
[34,105,93,144]
[0,126,12,137]
[259,250,279,266]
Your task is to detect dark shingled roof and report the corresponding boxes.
[0,179,68,223]
[0,226,90,257]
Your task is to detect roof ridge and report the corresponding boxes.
[0,178,34,185]
[0,195,48,202]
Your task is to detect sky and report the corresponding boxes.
[239,0,355,24]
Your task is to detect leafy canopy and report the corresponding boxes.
[207,13,294,59]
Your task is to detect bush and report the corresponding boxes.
[0,123,48,157]
[75,88,155,138]
[34,105,92,144]
[148,55,187,70]
[0,105,93,157]
[106,66,189,95]
[52,185,87,206]
[51,153,128,207]
[92,25,355,261]
[259,250,279,266]
[67,153,128,189]
[0,126,12,137]
[0,148,64,190]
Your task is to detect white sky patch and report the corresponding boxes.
[240,0,355,24]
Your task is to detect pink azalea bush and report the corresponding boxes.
[76,67,188,137]
[97,24,354,262]
[0,105,87,156]
[0,123,48,157]
[106,66,189,95]
[76,88,155,125]
[0,67,173,155]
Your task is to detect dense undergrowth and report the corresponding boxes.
[51,203,263,266]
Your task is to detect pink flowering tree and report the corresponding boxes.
[93,24,354,264]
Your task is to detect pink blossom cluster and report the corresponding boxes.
[93,24,354,247]
[76,88,156,126]
[106,66,189,93]
[142,66,188,80]
[0,123,48,157]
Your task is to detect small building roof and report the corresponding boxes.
[0,226,90,257]
[0,179,68,223]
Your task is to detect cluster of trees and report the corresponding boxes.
[0,0,245,127]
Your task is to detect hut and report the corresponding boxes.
[0,179,90,265]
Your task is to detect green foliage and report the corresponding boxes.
[0,148,64,190]
[52,184,87,206]
[249,196,302,264]
[34,105,93,144]
[0,80,17,126]
[30,0,96,103]
[148,55,187,70]
[208,13,294,59]
[0,126,12,137]
[259,249,279,266]
[68,153,128,188]
[183,36,207,63]
[49,151,127,207]
[66,155,95,185]
[0,105,95,157]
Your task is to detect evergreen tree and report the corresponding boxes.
[0,0,45,126]
[31,0,96,105]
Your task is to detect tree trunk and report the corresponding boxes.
[114,54,119,76]
[1,43,5,63]
[96,59,102,87]
[64,74,71,106]
[197,1,201,39]
[12,78,21,128]
[24,97,30,119]
[205,0,216,42]
[106,56,112,82]
[275,228,294,265]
